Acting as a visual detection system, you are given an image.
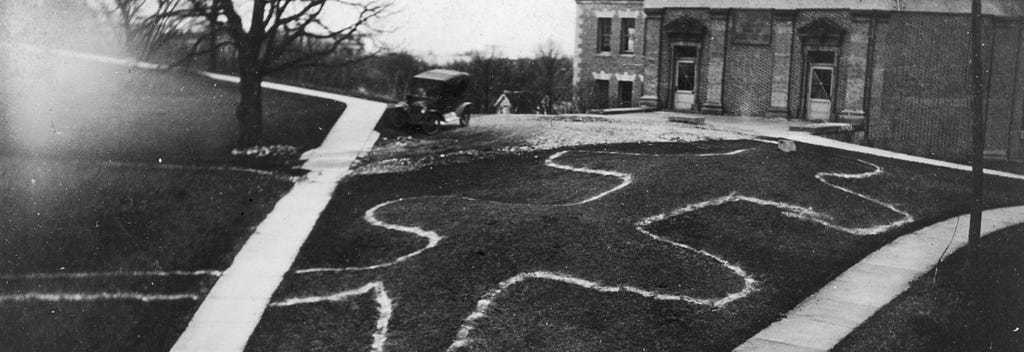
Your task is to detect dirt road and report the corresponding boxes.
[354,112,744,175]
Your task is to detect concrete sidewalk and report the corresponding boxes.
[695,114,1024,181]
[20,44,388,351]
[733,205,1024,352]
[170,82,385,351]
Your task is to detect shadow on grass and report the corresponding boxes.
[834,224,1024,352]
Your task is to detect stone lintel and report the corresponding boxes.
[851,10,873,23]
[710,9,729,20]
[773,9,797,21]
[644,8,664,16]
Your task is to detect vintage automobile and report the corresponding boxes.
[389,69,473,135]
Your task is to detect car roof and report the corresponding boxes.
[413,69,470,82]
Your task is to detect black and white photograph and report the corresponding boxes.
[2,0,1024,351]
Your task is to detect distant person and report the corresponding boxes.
[540,95,552,115]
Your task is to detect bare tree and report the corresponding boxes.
[532,39,570,104]
[91,0,186,59]
[95,0,146,50]
[146,0,393,147]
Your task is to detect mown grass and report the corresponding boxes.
[0,51,346,350]
[0,157,294,351]
[0,52,345,168]
[248,140,1024,351]
[834,224,1024,352]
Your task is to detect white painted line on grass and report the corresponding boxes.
[294,199,444,274]
[295,148,751,274]
[445,270,734,351]
[0,270,221,280]
[269,281,392,352]
[544,150,634,205]
[0,46,387,351]
[447,152,912,351]
[733,205,1024,352]
[747,131,1024,181]
[0,292,200,303]
[170,98,386,351]
[100,160,299,182]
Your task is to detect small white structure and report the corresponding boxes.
[494,93,513,114]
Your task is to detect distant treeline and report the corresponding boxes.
[2,1,575,114]
[266,50,573,114]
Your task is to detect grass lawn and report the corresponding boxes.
[0,50,346,350]
[834,224,1024,352]
[0,157,293,351]
[246,139,1024,351]
[0,51,345,168]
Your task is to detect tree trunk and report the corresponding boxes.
[235,51,263,148]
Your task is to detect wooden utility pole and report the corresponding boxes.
[968,0,985,348]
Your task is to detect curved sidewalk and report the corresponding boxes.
[734,205,1024,352]
[14,44,388,351]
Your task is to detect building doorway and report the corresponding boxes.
[595,79,610,109]
[618,81,633,107]
[674,45,699,111]
[804,50,836,121]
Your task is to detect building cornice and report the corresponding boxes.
[642,0,1022,17]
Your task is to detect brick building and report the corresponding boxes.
[574,0,1024,162]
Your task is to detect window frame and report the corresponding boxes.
[597,17,612,53]
[620,18,636,54]
[673,44,700,93]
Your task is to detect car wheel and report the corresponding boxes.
[421,119,442,135]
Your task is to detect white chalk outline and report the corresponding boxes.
[0,270,221,280]
[268,281,392,352]
[0,292,200,303]
[296,148,752,274]
[446,157,912,350]
[0,147,914,351]
[0,270,220,303]
[294,199,443,274]
[100,160,300,182]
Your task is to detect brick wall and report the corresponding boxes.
[574,1,645,110]
[869,13,974,161]
[577,4,1024,162]
[985,19,1021,158]
[722,10,774,116]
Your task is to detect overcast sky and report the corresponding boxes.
[375,0,576,62]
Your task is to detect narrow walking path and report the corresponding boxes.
[169,84,385,351]
[733,205,1024,352]
[14,44,388,351]
[700,114,1024,181]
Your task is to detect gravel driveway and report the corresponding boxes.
[352,112,745,175]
